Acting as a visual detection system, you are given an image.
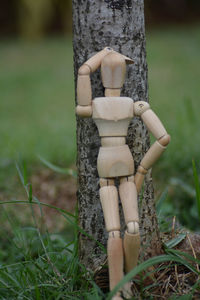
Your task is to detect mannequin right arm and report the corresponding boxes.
[76,64,92,117]
[76,47,113,118]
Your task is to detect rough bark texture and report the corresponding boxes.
[72,0,162,276]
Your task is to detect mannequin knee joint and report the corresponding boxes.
[127,221,139,234]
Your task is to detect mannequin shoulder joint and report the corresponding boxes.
[134,101,150,116]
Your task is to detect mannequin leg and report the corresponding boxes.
[119,177,140,273]
[99,179,123,299]
[108,231,124,293]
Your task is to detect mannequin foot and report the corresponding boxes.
[122,281,133,299]
[112,292,123,300]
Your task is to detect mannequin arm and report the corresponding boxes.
[134,101,170,193]
[76,47,113,117]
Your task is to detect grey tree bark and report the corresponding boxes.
[72,0,162,285]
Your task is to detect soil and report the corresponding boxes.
[0,166,77,232]
[31,168,77,231]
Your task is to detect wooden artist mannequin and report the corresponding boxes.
[76,47,170,299]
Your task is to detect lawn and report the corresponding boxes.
[0,38,76,199]
[0,38,75,165]
[147,25,200,229]
[148,25,200,177]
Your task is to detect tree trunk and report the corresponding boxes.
[72,0,162,283]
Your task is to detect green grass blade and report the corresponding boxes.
[35,285,42,300]
[23,161,28,186]
[0,270,20,288]
[169,177,195,197]
[156,188,168,214]
[0,200,105,253]
[165,248,200,266]
[38,155,77,177]
[164,233,186,249]
[0,200,76,219]
[28,184,32,203]
[192,159,200,219]
[170,295,193,300]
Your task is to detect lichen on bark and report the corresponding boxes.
[72,0,162,274]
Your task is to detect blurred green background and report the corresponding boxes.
[1,0,200,232]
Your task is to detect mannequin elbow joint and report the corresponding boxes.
[159,134,170,147]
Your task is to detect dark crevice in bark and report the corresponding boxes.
[105,0,132,11]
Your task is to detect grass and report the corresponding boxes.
[0,168,199,299]
[1,25,200,298]
[146,25,200,230]
[0,37,76,198]
[0,37,75,166]
[147,25,200,180]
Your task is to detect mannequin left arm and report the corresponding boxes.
[133,101,170,193]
